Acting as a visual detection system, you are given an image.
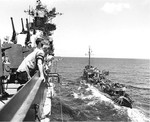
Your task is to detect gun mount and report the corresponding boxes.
[0,0,61,121]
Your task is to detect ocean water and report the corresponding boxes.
[51,57,150,122]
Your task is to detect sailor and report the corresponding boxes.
[30,30,43,48]
[93,69,100,84]
[16,37,48,84]
[44,54,54,72]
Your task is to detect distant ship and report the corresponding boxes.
[82,47,134,108]
[0,0,60,121]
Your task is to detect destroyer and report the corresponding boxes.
[82,47,134,108]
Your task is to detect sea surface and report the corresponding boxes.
[50,57,150,122]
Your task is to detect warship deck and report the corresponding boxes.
[0,64,57,121]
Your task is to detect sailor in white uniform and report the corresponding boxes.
[17,38,48,84]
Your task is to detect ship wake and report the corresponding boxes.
[72,81,150,122]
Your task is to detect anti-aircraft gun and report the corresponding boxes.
[0,17,32,98]
[0,0,61,121]
[0,0,61,98]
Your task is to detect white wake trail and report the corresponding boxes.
[86,84,150,122]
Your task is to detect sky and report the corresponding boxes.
[0,0,150,59]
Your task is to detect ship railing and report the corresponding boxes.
[46,72,60,83]
[0,72,47,121]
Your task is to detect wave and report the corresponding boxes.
[128,85,150,91]
[52,77,149,121]
[127,108,150,122]
[72,83,150,122]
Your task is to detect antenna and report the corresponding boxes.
[29,6,30,23]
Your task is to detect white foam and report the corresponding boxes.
[127,108,150,122]
[72,92,79,99]
[75,83,150,122]
[96,116,101,120]
[86,84,115,105]
[87,100,98,106]
[87,84,150,122]
[72,91,93,100]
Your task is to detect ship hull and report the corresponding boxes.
[82,66,133,108]
[0,72,49,121]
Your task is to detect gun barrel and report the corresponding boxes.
[1,46,12,52]
[21,18,25,33]
[11,17,15,32]
[26,18,29,30]
[10,17,17,44]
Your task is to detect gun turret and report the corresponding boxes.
[20,18,26,34]
[10,17,17,44]
[25,18,31,46]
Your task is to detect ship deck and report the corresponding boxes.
[0,73,54,122]
[0,84,20,109]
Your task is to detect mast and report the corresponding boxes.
[88,47,91,67]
